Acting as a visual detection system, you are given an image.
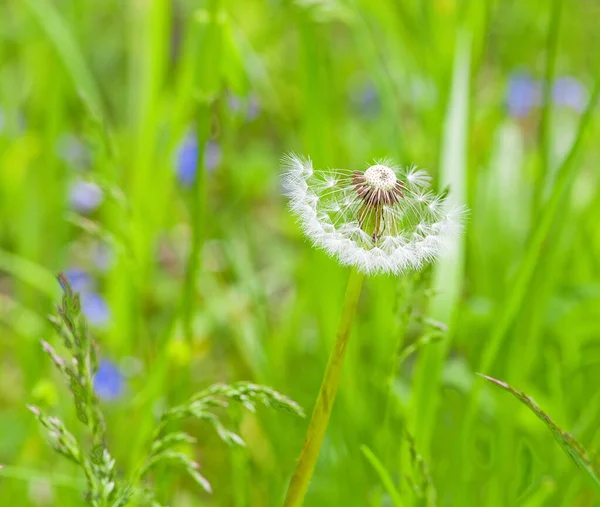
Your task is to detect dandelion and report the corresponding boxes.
[94,360,123,401]
[282,154,464,275]
[282,153,465,507]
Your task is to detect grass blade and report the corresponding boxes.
[0,249,60,300]
[479,374,600,493]
[410,28,471,452]
[23,0,104,118]
[361,445,405,507]
[478,77,600,375]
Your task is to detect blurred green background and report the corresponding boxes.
[1,0,600,505]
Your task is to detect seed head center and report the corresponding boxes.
[364,165,397,192]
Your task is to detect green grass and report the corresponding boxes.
[1,0,600,505]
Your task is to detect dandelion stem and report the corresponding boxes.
[283,269,364,507]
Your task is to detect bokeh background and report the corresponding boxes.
[1,0,600,505]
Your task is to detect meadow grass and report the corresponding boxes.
[1,0,600,506]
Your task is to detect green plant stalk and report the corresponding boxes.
[283,269,364,507]
[535,0,563,215]
[182,104,211,342]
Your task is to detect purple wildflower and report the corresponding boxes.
[553,76,587,112]
[349,80,380,117]
[81,292,110,327]
[247,95,261,121]
[69,180,103,214]
[227,93,260,121]
[176,135,222,186]
[506,73,540,118]
[227,93,243,112]
[204,140,222,171]
[57,133,90,170]
[92,242,113,272]
[63,269,94,293]
[94,360,123,401]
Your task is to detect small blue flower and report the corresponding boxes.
[69,180,103,214]
[204,140,222,172]
[92,242,112,272]
[227,93,243,113]
[553,76,587,112]
[506,73,540,118]
[176,135,199,186]
[227,93,260,121]
[57,133,90,170]
[350,80,380,117]
[81,292,110,327]
[94,360,123,401]
[359,85,380,116]
[176,136,222,186]
[63,269,94,293]
[247,95,261,121]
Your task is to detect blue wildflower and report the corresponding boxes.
[227,93,243,113]
[69,180,103,214]
[57,133,90,170]
[359,85,380,116]
[176,135,222,186]
[81,292,110,327]
[63,269,94,293]
[227,93,260,121]
[506,73,540,118]
[246,95,261,121]
[349,80,380,117]
[92,242,113,272]
[204,140,222,171]
[176,135,199,186]
[553,76,587,112]
[94,360,123,401]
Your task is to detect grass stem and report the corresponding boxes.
[283,268,364,507]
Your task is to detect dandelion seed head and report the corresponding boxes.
[405,166,432,188]
[364,164,397,192]
[281,153,466,275]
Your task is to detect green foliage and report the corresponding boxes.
[1,0,600,505]
[479,374,600,493]
[27,278,302,505]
